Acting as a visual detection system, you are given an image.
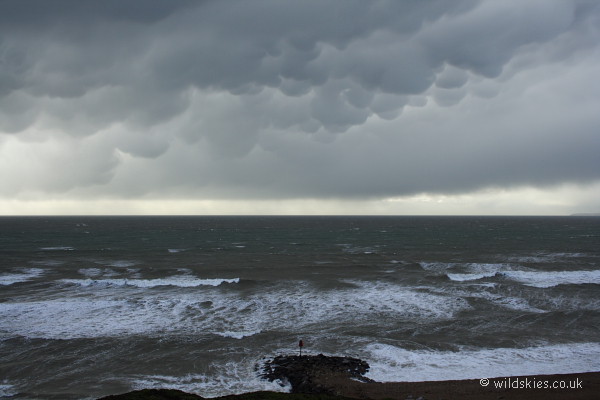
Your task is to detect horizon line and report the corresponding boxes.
[1,214,598,217]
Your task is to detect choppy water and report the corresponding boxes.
[1,216,599,399]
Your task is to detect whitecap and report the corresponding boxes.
[419,262,456,272]
[60,276,240,288]
[0,382,17,398]
[423,285,544,313]
[500,270,600,288]
[1,297,216,339]
[443,263,521,282]
[215,330,261,339]
[364,342,600,382]
[39,246,74,251]
[335,280,470,320]
[0,268,45,285]
[129,363,290,398]
[2,280,467,340]
[424,262,513,272]
[486,296,545,313]
[78,268,104,277]
[0,299,136,338]
[447,272,497,282]
[530,293,600,312]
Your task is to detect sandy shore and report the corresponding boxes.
[315,371,600,400]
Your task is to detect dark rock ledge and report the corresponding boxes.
[260,354,374,395]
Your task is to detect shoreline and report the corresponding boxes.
[100,354,600,399]
[317,371,600,400]
[99,372,600,400]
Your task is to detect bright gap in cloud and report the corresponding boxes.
[1,182,599,216]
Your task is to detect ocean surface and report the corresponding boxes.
[1,216,599,399]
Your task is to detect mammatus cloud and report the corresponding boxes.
[1,0,599,212]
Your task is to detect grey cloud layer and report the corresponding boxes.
[1,0,599,199]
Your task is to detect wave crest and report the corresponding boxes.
[60,276,240,288]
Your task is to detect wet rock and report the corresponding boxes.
[261,354,373,394]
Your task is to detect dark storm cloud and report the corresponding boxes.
[0,0,194,26]
[1,0,599,200]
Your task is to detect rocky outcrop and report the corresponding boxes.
[260,354,373,395]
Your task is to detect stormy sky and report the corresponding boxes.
[1,0,599,215]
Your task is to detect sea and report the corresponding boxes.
[1,216,599,399]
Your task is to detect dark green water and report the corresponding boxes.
[1,216,599,399]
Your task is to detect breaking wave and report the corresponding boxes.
[0,268,45,286]
[500,270,600,288]
[60,277,240,288]
[365,342,600,382]
[0,280,468,340]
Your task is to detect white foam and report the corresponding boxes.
[0,382,17,398]
[168,249,186,253]
[337,281,470,320]
[419,262,456,272]
[0,268,45,285]
[130,374,210,396]
[487,296,545,313]
[198,281,468,340]
[423,262,514,274]
[0,280,468,340]
[0,299,138,338]
[500,270,600,288]
[422,262,512,281]
[215,330,262,339]
[60,277,240,288]
[39,246,74,251]
[427,285,545,313]
[530,293,600,312]
[543,252,587,258]
[364,342,600,382]
[130,362,290,398]
[0,296,223,339]
[447,272,497,282]
[78,268,104,277]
